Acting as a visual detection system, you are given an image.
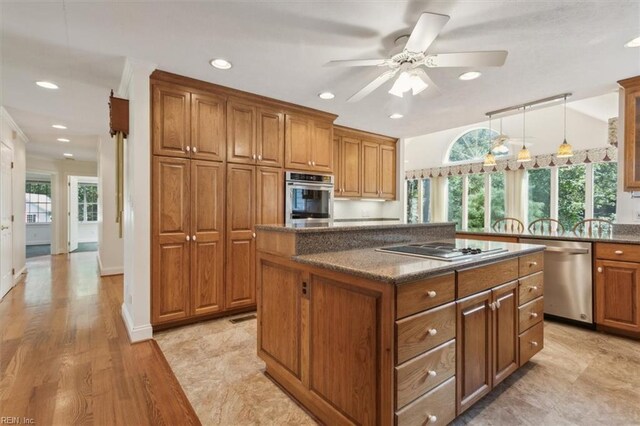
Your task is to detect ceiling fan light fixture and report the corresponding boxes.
[624,36,640,48]
[388,72,412,97]
[410,74,428,95]
[210,58,232,70]
[491,142,509,154]
[459,71,481,81]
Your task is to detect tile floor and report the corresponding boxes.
[156,317,640,426]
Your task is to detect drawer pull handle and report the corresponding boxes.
[529,261,538,267]
[427,328,437,336]
[530,312,538,318]
[427,370,437,378]
[614,250,623,255]
[426,290,437,298]
[597,267,603,273]
[529,286,538,291]
[427,415,437,424]
[531,341,538,347]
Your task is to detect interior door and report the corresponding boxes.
[0,143,13,298]
[68,176,79,252]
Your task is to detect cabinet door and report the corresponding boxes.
[619,77,640,190]
[333,136,342,196]
[191,160,224,316]
[257,258,303,378]
[342,137,361,197]
[311,120,333,173]
[152,84,191,158]
[285,114,311,170]
[226,164,256,309]
[227,100,256,164]
[191,92,226,161]
[492,281,519,386]
[361,141,380,198]
[456,290,492,415]
[379,144,396,200]
[256,166,283,226]
[257,107,284,167]
[595,260,640,332]
[152,157,190,324]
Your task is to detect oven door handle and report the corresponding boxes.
[544,247,589,255]
[288,183,334,190]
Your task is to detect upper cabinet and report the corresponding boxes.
[619,75,640,191]
[191,92,226,161]
[227,99,257,164]
[335,126,397,200]
[285,114,334,173]
[257,107,285,167]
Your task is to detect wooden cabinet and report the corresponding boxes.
[361,141,380,198]
[285,114,334,173]
[191,92,226,161]
[618,75,640,190]
[256,166,284,225]
[151,157,224,325]
[379,144,396,199]
[492,281,519,385]
[257,107,284,167]
[595,259,640,333]
[334,136,362,197]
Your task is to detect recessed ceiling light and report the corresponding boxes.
[459,71,482,81]
[63,153,73,157]
[57,138,70,142]
[52,124,67,129]
[318,92,335,100]
[389,113,403,119]
[625,36,640,48]
[36,81,59,89]
[210,58,232,70]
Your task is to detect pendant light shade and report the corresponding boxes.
[517,106,531,162]
[557,95,574,158]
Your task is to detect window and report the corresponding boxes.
[406,179,431,224]
[593,162,617,222]
[25,180,52,223]
[421,179,431,223]
[447,128,503,163]
[490,172,506,225]
[558,165,586,230]
[467,174,485,229]
[447,176,463,229]
[406,180,419,223]
[528,168,551,223]
[78,183,98,222]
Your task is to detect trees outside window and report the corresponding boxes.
[406,180,419,223]
[467,174,485,229]
[78,183,98,222]
[528,168,551,223]
[25,181,52,223]
[490,172,506,225]
[422,179,431,223]
[447,176,463,229]
[558,165,586,230]
[593,162,617,222]
[447,128,502,163]
[406,179,431,224]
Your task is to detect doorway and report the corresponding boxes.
[68,176,98,253]
[25,172,54,258]
[0,142,14,299]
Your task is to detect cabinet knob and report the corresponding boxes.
[529,261,538,267]
[427,415,437,424]
[427,370,437,378]
[186,235,190,241]
[252,154,257,160]
[258,154,262,161]
[192,146,197,153]
[427,328,437,336]
[597,267,603,273]
[307,161,312,165]
[426,290,437,298]
[530,312,538,318]
[496,300,501,309]
[531,341,539,347]
[614,250,623,255]
[529,286,538,291]
[193,235,197,241]
[312,161,316,166]
[186,145,191,152]
[490,302,496,311]
[252,232,256,238]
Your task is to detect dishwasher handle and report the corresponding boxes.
[544,246,590,255]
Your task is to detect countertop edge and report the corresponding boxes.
[256,222,455,234]
[457,230,640,244]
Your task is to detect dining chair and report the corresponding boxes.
[492,218,525,234]
[528,218,564,235]
[573,219,613,238]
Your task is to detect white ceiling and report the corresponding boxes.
[2,1,640,162]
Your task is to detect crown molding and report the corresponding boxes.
[0,106,29,143]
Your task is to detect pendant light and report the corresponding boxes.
[557,95,574,158]
[517,106,532,162]
[484,114,497,166]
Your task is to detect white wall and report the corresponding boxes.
[615,88,640,223]
[97,136,124,275]
[26,223,50,245]
[26,155,98,254]
[78,222,97,243]
[0,108,27,283]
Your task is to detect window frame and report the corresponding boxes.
[446,172,506,230]
[25,180,52,224]
[406,178,432,224]
[78,182,98,223]
[444,127,503,165]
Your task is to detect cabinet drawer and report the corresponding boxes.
[519,252,544,277]
[595,243,640,262]
[395,377,456,426]
[519,321,544,366]
[518,272,544,305]
[457,258,518,299]
[395,340,455,409]
[396,274,455,319]
[396,303,456,364]
[519,297,544,332]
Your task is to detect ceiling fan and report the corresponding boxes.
[325,12,508,102]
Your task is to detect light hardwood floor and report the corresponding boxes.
[0,252,199,425]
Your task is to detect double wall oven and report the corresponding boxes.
[285,172,334,226]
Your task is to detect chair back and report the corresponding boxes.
[492,218,525,234]
[528,218,564,235]
[573,219,613,238]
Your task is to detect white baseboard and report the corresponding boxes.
[121,303,153,343]
[13,265,26,285]
[97,254,123,276]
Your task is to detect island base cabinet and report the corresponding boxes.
[395,377,456,426]
[595,259,640,334]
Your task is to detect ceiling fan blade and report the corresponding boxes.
[324,59,389,67]
[426,51,508,68]
[405,12,450,54]
[348,69,398,102]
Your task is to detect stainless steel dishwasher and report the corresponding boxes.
[520,238,593,324]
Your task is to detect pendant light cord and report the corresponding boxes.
[522,106,526,148]
[563,95,567,141]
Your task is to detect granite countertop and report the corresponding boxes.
[256,221,454,234]
[292,239,546,285]
[458,228,640,244]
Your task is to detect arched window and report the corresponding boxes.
[446,128,502,163]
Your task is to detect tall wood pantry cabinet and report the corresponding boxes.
[618,75,640,191]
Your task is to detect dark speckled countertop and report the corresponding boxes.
[256,221,451,233]
[293,239,546,285]
[458,228,640,244]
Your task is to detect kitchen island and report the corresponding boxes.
[255,222,546,425]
